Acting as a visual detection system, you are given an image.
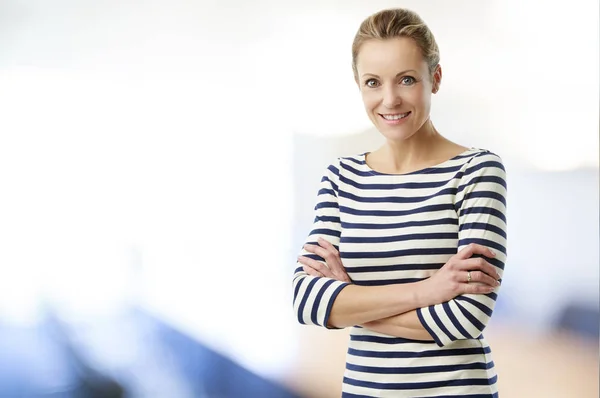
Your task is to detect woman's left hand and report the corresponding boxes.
[298,237,352,283]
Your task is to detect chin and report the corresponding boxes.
[377,124,417,141]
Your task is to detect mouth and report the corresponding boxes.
[379,112,411,121]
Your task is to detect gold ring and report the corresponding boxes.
[467,271,472,283]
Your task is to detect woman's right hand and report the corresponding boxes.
[419,243,501,307]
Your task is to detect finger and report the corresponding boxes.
[334,272,352,283]
[298,255,334,278]
[457,243,496,260]
[463,283,497,295]
[469,270,500,288]
[302,265,324,278]
[303,243,319,253]
[306,242,350,282]
[317,237,338,254]
[303,243,329,259]
[459,258,500,279]
[304,243,339,267]
[316,238,346,271]
[456,243,496,260]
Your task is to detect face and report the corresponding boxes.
[355,37,441,142]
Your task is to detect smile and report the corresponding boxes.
[379,112,411,121]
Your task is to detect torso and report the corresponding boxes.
[336,148,499,397]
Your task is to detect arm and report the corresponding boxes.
[293,160,430,329]
[362,310,434,341]
[325,283,426,328]
[358,153,507,342]
[414,151,507,346]
[295,157,502,331]
[301,232,500,337]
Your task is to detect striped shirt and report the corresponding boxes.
[293,148,507,397]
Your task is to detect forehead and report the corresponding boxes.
[356,37,426,75]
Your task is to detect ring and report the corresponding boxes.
[467,271,472,283]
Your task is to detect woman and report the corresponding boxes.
[293,8,507,398]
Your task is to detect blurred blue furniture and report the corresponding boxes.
[0,307,300,398]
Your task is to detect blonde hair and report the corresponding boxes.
[351,8,440,81]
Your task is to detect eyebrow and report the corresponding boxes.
[361,69,418,79]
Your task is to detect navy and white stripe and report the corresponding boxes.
[293,148,507,397]
[292,163,351,329]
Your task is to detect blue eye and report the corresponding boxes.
[364,79,380,88]
[400,76,416,85]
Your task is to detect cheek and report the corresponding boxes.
[410,88,431,111]
[421,94,433,113]
[360,90,379,111]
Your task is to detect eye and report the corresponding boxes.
[364,78,380,88]
[400,76,417,86]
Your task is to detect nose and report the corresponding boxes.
[382,85,402,109]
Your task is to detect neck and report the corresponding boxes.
[381,119,446,170]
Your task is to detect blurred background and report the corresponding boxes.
[0,0,598,397]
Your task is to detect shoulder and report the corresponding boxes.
[323,153,367,176]
[461,148,506,174]
[457,148,507,197]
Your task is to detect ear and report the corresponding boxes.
[431,64,442,94]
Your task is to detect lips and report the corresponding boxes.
[380,112,411,120]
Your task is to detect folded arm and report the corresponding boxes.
[415,152,507,346]
[294,270,428,328]
[293,154,505,339]
[292,160,428,328]
[352,153,507,344]
[362,310,434,341]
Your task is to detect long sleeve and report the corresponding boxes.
[293,159,351,328]
[417,151,507,347]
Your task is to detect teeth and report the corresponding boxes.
[382,112,409,120]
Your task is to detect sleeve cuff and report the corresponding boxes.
[322,282,351,329]
[417,306,450,347]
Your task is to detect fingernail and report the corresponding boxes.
[497,280,501,286]
[490,249,496,257]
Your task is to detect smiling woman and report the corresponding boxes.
[293,8,507,398]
